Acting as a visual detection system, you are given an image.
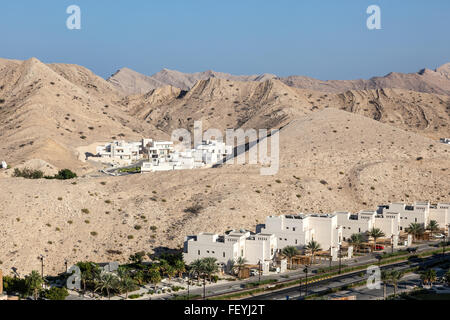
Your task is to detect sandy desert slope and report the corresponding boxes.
[0,109,448,275]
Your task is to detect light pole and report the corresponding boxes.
[39,255,44,278]
[391,235,394,254]
[203,276,206,300]
[64,259,68,273]
[338,244,342,275]
[303,266,309,297]
[258,260,262,283]
[187,270,191,300]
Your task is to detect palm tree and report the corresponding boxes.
[420,269,437,288]
[282,246,300,269]
[25,270,44,300]
[203,257,219,283]
[407,223,425,242]
[368,228,385,252]
[349,233,364,253]
[148,266,161,286]
[389,270,404,297]
[234,257,248,279]
[190,259,204,285]
[381,271,391,300]
[305,240,322,264]
[120,275,136,300]
[174,260,186,278]
[76,261,100,296]
[95,272,119,300]
[427,220,440,238]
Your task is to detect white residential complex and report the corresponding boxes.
[183,230,277,271]
[379,202,450,231]
[335,210,400,243]
[94,138,232,171]
[141,140,232,173]
[261,214,342,254]
[183,201,449,270]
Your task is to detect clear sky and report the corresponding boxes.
[0,0,449,80]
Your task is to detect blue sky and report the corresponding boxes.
[0,0,449,80]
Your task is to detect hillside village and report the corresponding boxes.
[91,138,233,172]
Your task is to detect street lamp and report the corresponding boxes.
[303,266,309,297]
[39,255,44,278]
[64,259,68,273]
[338,243,342,275]
[391,235,394,254]
[258,260,262,283]
[187,270,191,300]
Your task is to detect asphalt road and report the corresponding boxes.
[244,254,448,300]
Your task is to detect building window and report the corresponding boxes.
[223,252,225,258]
[198,250,200,255]
[293,227,296,232]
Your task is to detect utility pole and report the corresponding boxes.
[203,276,206,300]
[39,255,44,278]
[187,271,190,300]
[304,266,309,297]
[64,260,68,273]
[258,260,262,283]
[338,245,342,275]
[391,235,394,254]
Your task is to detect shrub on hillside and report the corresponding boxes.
[13,168,44,179]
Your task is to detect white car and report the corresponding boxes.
[433,234,445,239]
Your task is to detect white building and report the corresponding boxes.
[379,201,450,232]
[261,213,343,256]
[183,230,277,270]
[141,140,232,173]
[429,203,450,230]
[96,140,142,165]
[146,140,174,160]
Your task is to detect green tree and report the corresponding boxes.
[203,257,219,283]
[129,251,146,266]
[389,270,404,297]
[190,259,205,285]
[233,257,248,278]
[95,272,119,300]
[420,269,437,288]
[55,169,77,180]
[381,271,391,300]
[120,276,136,299]
[407,223,425,242]
[305,240,322,264]
[148,266,162,286]
[25,270,44,300]
[349,233,364,253]
[43,287,69,300]
[76,261,101,295]
[174,260,186,278]
[282,246,300,269]
[368,228,385,251]
[427,220,439,238]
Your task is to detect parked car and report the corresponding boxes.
[375,245,384,250]
[433,233,445,239]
